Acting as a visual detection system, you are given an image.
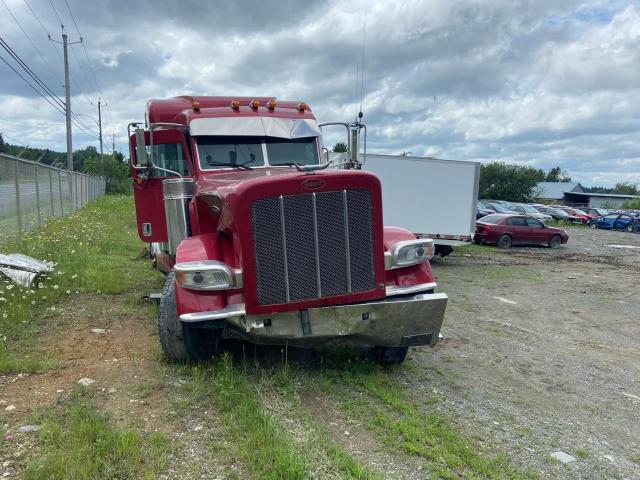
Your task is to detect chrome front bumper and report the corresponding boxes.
[180,284,448,348]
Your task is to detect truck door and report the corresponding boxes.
[131,129,192,243]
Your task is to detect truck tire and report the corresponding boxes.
[371,346,409,365]
[157,272,220,362]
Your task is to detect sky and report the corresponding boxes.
[0,0,639,187]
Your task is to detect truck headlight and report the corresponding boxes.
[385,239,434,270]
[174,260,242,290]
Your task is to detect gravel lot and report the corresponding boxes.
[418,225,640,478]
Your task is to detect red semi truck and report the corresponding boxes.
[129,96,447,364]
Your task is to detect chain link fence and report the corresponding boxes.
[0,153,106,242]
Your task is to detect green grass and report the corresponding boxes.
[575,448,590,459]
[0,195,157,373]
[307,359,537,480]
[23,387,168,480]
[169,355,379,479]
[453,243,496,256]
[545,219,586,228]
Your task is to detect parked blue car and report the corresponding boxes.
[589,213,640,232]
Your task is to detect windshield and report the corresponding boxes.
[492,204,513,213]
[265,137,319,166]
[478,215,503,224]
[196,135,318,170]
[520,204,538,213]
[197,136,263,169]
[573,208,587,215]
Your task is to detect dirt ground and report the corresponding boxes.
[1,225,639,478]
[422,226,640,478]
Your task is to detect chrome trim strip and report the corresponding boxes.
[312,193,322,297]
[343,190,352,293]
[385,282,437,297]
[180,303,246,322]
[279,195,291,303]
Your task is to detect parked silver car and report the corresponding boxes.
[509,203,553,222]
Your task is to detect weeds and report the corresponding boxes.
[0,195,161,373]
[172,355,310,479]
[308,358,537,479]
[23,387,167,479]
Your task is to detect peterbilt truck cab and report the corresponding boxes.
[129,96,447,364]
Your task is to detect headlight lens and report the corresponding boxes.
[174,260,242,290]
[385,239,434,270]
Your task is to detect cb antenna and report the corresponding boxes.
[357,14,367,125]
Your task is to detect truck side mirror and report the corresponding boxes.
[322,147,329,164]
[134,128,148,167]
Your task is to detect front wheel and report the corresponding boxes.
[371,346,409,365]
[497,234,512,249]
[157,272,221,362]
[548,234,562,248]
[589,222,597,229]
[625,224,634,232]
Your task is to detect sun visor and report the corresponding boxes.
[189,117,321,139]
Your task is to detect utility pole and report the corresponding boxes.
[62,31,72,172]
[50,27,82,205]
[97,98,103,162]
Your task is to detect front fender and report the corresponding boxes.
[383,227,436,289]
[174,233,229,317]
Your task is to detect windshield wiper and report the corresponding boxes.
[205,161,254,171]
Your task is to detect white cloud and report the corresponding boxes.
[0,0,638,186]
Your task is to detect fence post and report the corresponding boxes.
[58,170,64,215]
[74,174,78,211]
[34,164,42,226]
[13,160,22,235]
[48,169,55,216]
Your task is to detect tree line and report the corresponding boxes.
[0,133,130,194]
[478,162,638,203]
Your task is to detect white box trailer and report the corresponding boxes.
[361,154,480,256]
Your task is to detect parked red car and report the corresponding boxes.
[558,207,590,224]
[475,214,569,248]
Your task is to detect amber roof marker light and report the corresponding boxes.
[192,101,200,110]
[296,102,310,111]
[249,100,260,110]
[266,99,277,110]
[230,100,241,110]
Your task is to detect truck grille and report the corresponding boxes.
[252,190,376,305]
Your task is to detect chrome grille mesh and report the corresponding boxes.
[252,190,375,305]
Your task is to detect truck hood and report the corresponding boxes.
[195,167,382,232]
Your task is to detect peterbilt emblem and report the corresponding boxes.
[301,178,325,190]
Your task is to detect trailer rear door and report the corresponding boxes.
[362,154,479,244]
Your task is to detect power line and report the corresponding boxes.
[22,0,92,115]
[0,131,29,147]
[1,2,102,142]
[63,0,110,132]
[0,48,98,138]
[0,35,64,109]
[69,43,94,93]
[0,0,62,86]
[48,0,64,28]
[64,0,103,98]
[0,51,65,116]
